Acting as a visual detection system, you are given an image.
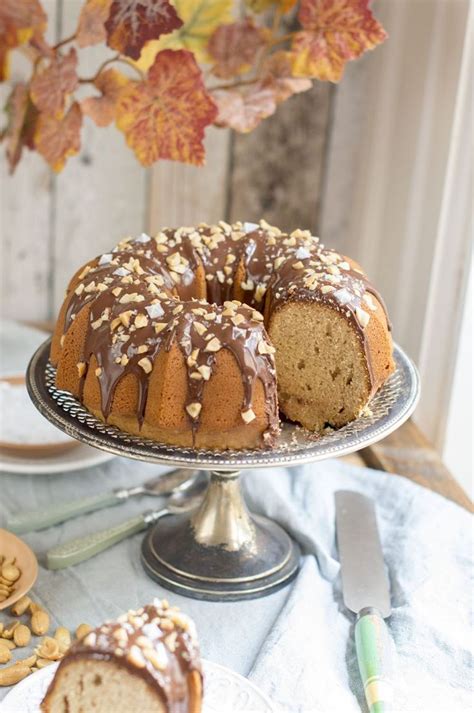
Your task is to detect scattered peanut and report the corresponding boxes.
[29,602,45,615]
[0,646,11,665]
[0,588,91,687]
[13,624,31,648]
[0,640,15,650]
[0,664,31,686]
[31,610,50,636]
[76,623,93,640]
[36,658,54,669]
[16,654,37,668]
[11,596,31,617]
[54,627,71,654]
[36,637,61,661]
[1,622,19,639]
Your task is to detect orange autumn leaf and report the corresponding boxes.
[105,0,183,60]
[30,48,79,115]
[2,83,39,173]
[116,49,217,166]
[82,68,130,126]
[208,19,267,79]
[76,0,113,48]
[292,0,387,82]
[0,0,47,80]
[212,85,276,133]
[261,51,312,103]
[34,102,82,172]
[246,0,296,12]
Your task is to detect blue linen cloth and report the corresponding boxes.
[0,322,472,712]
[0,460,472,712]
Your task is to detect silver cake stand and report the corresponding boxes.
[27,339,419,601]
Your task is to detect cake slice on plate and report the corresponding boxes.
[41,599,202,713]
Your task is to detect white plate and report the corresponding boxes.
[0,443,114,474]
[0,659,274,713]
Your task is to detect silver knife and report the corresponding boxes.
[335,490,395,713]
[7,468,200,533]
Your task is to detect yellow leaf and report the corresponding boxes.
[136,0,233,70]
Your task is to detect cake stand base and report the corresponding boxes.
[141,470,301,601]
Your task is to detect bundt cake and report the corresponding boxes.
[41,599,202,713]
[50,220,394,449]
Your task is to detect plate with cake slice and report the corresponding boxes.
[0,600,274,713]
[0,659,274,713]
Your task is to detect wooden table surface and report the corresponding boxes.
[343,419,473,513]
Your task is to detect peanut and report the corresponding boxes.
[11,595,31,617]
[76,623,93,640]
[13,624,31,648]
[29,601,44,615]
[36,637,61,661]
[31,610,50,636]
[0,640,15,650]
[54,627,71,654]
[0,645,11,665]
[36,658,54,669]
[16,654,37,668]
[0,664,30,687]
[1,621,19,639]
[1,564,20,582]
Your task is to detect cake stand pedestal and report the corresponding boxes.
[27,340,419,601]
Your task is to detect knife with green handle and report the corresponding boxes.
[7,468,199,534]
[335,490,395,713]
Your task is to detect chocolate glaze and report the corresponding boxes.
[57,222,391,445]
[42,600,201,713]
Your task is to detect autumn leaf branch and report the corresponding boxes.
[0,0,387,174]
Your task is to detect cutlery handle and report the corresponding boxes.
[355,608,394,713]
[46,514,147,570]
[7,492,122,534]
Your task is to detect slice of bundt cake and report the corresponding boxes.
[41,600,202,713]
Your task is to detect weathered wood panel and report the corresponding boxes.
[52,0,147,314]
[0,0,57,322]
[227,83,333,233]
[148,127,231,231]
[0,153,53,321]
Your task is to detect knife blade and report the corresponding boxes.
[335,490,391,617]
[335,490,395,713]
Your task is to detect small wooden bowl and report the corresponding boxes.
[0,375,79,458]
[0,529,38,611]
